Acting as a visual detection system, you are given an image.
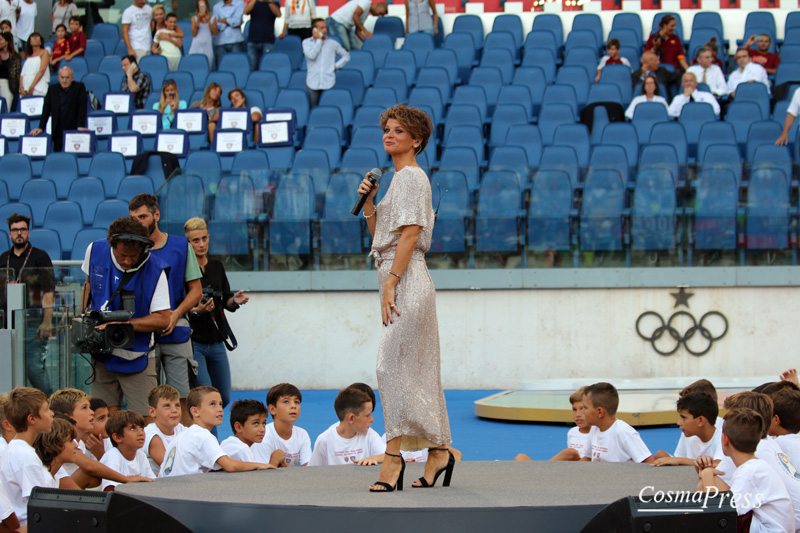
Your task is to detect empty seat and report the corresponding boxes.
[67,178,106,226]
[0,154,33,200]
[572,13,603,48]
[29,228,62,260]
[505,124,543,168]
[209,174,256,256]
[692,169,739,254]
[632,169,677,252]
[485,31,520,66]
[580,169,626,252]
[699,144,743,186]
[638,144,680,185]
[88,152,127,197]
[41,153,79,199]
[362,33,393,69]
[732,83,770,119]
[590,145,630,184]
[402,32,435,69]
[319,172,364,255]
[475,171,523,253]
[292,149,332,196]
[444,32,478,84]
[157,175,205,234]
[43,201,83,254]
[540,145,580,190]
[116,175,155,202]
[599,123,639,168]
[342,50,375,87]
[339,148,379,173]
[539,104,577,145]
[521,49,556,84]
[648,122,688,165]
[334,69,365,107]
[488,145,529,182]
[429,171,471,254]
[245,71,280,108]
[725,102,764,150]
[678,102,718,159]
[478,49,514,85]
[532,13,563,45]
[373,16,405,46]
[439,147,480,192]
[19,179,58,228]
[745,121,783,163]
[528,169,573,254]
[744,168,790,252]
[92,199,129,229]
[269,172,315,257]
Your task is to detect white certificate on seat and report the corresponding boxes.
[105,94,131,114]
[20,136,48,157]
[20,96,44,117]
[220,110,248,130]
[87,115,113,136]
[131,114,157,135]
[1,118,25,138]
[176,111,204,132]
[260,121,289,144]
[111,136,138,157]
[157,133,184,154]
[216,131,243,153]
[64,132,92,154]
[265,111,293,122]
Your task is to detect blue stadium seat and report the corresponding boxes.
[184,151,223,195]
[70,228,106,263]
[488,145,529,183]
[787,12,800,32]
[452,86,488,125]
[440,147,480,192]
[678,102,718,159]
[138,55,169,90]
[485,31,520,66]
[746,121,783,163]
[245,71,280,108]
[612,13,643,47]
[476,171,523,253]
[733,83,771,119]
[607,29,639,55]
[259,53,292,88]
[590,145,630,184]
[556,65,591,108]
[620,47,641,72]
[532,14,563,45]
[384,50,417,86]
[553,124,591,167]
[492,14,523,49]
[301,127,341,169]
[275,89,310,133]
[599,122,639,169]
[19,179,57,228]
[542,85,578,118]
[373,16,404,46]
[648,122,688,165]
[426,49,460,85]
[402,32,434,69]
[318,89,354,128]
[87,152,127,198]
[539,104,577,145]
[372,69,408,101]
[116,175,155,203]
[743,168,791,255]
[217,53,250,87]
[0,154,33,200]
[231,149,268,174]
[444,104,483,145]
[340,148,379,173]
[82,73,111,103]
[691,169,739,256]
[350,127,388,166]
[580,169,627,253]
[586,83,623,106]
[209,174,256,257]
[724,102,764,151]
[179,54,211,91]
[520,48,556,84]
[632,169,677,253]
[319,172,364,255]
[752,145,792,180]
[30,228,62,260]
[0,182,9,206]
[41,153,79,199]
[157,175,205,234]
[353,105,384,131]
[362,33,393,69]
[334,69,365,107]
[261,146,295,170]
[565,30,599,56]
[505,124,543,168]
[638,144,680,186]
[779,44,800,65]
[429,171,471,254]
[92,200,128,229]
[598,64,633,106]
[61,57,88,82]
[468,67,503,111]
[343,50,375,87]
[91,23,120,55]
[269,172,316,258]
[416,67,453,105]
[524,31,561,64]
[497,86,533,121]
[452,14,484,49]
[67,178,105,226]
[97,56,123,88]
[43,201,83,253]
[699,144,743,186]
[478,48,514,85]
[362,86,399,110]
[292,149,331,196]
[563,47,599,81]
[742,12,776,48]
[408,87,444,126]
[572,13,603,48]
[445,125,485,164]
[443,32,477,86]
[177,20,193,56]
[308,106,345,145]
[274,35,304,70]
[540,145,580,191]
[696,122,737,164]
[528,170,573,256]
[775,63,800,88]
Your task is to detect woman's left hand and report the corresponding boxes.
[382,283,399,326]
[233,290,248,305]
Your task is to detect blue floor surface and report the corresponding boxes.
[219,390,683,461]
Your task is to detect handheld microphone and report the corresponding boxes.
[351,168,383,216]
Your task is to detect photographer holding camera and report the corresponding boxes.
[645,14,688,72]
[79,216,171,419]
[184,217,248,409]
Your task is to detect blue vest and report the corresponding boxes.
[88,239,169,373]
[151,234,191,343]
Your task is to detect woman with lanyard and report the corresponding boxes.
[279,0,316,40]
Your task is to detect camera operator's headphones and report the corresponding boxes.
[111,233,155,268]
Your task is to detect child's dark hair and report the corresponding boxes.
[69,15,82,25]
[723,408,764,454]
[607,38,620,49]
[724,391,773,439]
[34,417,76,468]
[347,383,376,407]
[106,411,146,448]
[680,379,717,402]
[334,388,372,421]
[89,397,108,412]
[770,388,800,433]
[266,383,302,407]
[753,380,800,396]
[230,399,268,432]
[584,382,619,415]
[676,392,718,426]
[55,23,67,33]
[5,387,48,433]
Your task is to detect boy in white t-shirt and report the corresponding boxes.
[33,417,79,487]
[145,385,186,473]
[771,388,800,466]
[83,397,113,462]
[0,387,55,527]
[159,386,274,478]
[100,410,156,491]
[515,386,591,461]
[0,393,15,460]
[254,383,311,467]
[0,474,18,533]
[308,387,385,466]
[220,400,267,463]
[653,391,722,466]
[698,407,795,533]
[579,382,654,463]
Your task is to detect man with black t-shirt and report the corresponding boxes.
[0,213,55,395]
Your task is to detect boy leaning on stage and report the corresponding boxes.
[253,383,311,467]
[516,386,591,462]
[144,385,186,473]
[771,388,800,466]
[580,382,654,463]
[159,386,274,477]
[100,411,156,492]
[653,391,722,466]
[220,400,268,462]
[697,408,795,533]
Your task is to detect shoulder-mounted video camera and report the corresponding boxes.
[71,310,135,355]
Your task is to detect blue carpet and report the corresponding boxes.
[219,390,683,461]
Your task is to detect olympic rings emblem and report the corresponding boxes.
[635,311,728,356]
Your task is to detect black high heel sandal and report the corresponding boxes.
[413,448,455,488]
[369,452,405,492]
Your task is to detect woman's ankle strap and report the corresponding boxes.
[428,447,448,452]
[385,451,402,458]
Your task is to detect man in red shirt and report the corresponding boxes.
[645,14,689,72]
[65,15,86,59]
[745,33,780,75]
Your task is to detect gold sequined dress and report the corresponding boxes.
[370,165,452,451]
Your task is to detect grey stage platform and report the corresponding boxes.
[118,461,701,532]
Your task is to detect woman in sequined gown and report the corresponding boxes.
[357,104,452,492]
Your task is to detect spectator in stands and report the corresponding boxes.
[19,33,50,97]
[51,0,78,38]
[154,79,186,129]
[212,0,245,68]
[30,66,88,152]
[120,54,152,110]
[631,50,680,93]
[190,81,222,143]
[65,16,86,60]
[15,0,37,57]
[775,88,800,147]
[303,18,349,108]
[625,74,668,120]
[0,2,14,39]
[122,0,153,61]
[0,31,20,112]
[595,38,630,83]
[687,47,728,98]
[244,0,281,72]
[152,12,183,71]
[0,214,56,396]
[279,0,316,40]
[728,47,770,98]
[325,0,387,52]
[744,33,780,75]
[694,37,723,69]
[229,88,262,142]
[184,217,249,411]
[189,0,216,69]
[668,71,719,117]
[151,4,167,36]
[49,24,70,69]
[405,0,437,37]
[645,14,688,72]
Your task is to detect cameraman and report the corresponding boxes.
[645,14,688,72]
[80,216,171,420]
[184,217,248,409]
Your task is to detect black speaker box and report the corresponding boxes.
[581,493,737,532]
[28,487,191,533]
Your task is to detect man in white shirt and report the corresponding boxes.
[122,0,153,61]
[776,87,800,147]
[325,0,386,51]
[687,47,728,98]
[303,18,349,108]
[668,71,720,117]
[728,47,770,98]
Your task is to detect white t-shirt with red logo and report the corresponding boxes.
[308,425,385,466]
[567,427,592,457]
[581,419,652,463]
[253,423,311,467]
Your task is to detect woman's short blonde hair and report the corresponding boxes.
[379,104,433,155]
[152,4,166,15]
[184,217,208,234]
